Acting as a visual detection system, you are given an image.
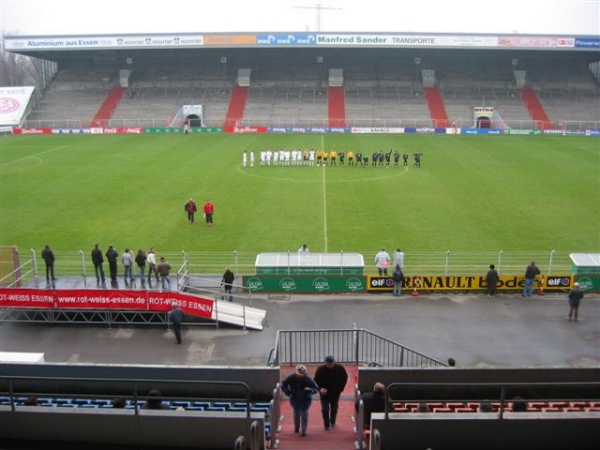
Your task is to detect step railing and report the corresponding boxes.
[268,328,446,368]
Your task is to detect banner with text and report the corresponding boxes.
[0,289,213,318]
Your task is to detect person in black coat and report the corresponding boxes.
[106,245,118,287]
[41,244,56,283]
[91,244,105,286]
[485,264,500,297]
[221,266,235,302]
[314,355,348,430]
[356,382,387,426]
[567,282,584,322]
[169,304,185,344]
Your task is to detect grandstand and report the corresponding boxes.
[5,43,598,130]
[1,31,600,449]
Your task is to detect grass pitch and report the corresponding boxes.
[0,134,598,257]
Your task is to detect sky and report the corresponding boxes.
[1,0,599,36]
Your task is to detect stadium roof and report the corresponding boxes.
[4,31,599,57]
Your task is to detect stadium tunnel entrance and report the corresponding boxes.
[185,115,202,128]
[476,117,491,128]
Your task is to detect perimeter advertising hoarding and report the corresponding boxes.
[369,275,574,293]
[0,289,214,318]
[243,276,366,293]
[242,274,572,293]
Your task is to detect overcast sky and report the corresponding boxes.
[1,0,599,36]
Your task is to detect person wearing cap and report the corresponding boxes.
[281,364,319,436]
[314,355,348,430]
[567,282,584,322]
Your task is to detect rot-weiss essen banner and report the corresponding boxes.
[0,289,213,318]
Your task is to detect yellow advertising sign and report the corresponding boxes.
[203,35,257,46]
[367,275,573,292]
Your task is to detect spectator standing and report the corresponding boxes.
[485,264,500,297]
[281,364,319,437]
[314,356,348,430]
[147,247,159,286]
[522,260,541,297]
[121,248,134,286]
[157,256,172,292]
[374,248,391,276]
[91,244,106,286]
[392,264,404,296]
[355,382,386,425]
[41,244,56,284]
[106,245,119,287]
[169,304,185,344]
[203,199,214,226]
[566,282,584,322]
[298,244,309,254]
[135,249,147,288]
[184,198,197,224]
[392,248,404,270]
[221,266,235,302]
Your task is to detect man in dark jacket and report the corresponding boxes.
[566,282,584,322]
[485,264,499,297]
[314,355,348,430]
[169,304,185,344]
[41,244,56,283]
[106,245,119,287]
[356,382,386,426]
[522,260,541,297]
[221,266,235,302]
[91,244,105,286]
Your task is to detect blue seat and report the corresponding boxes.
[251,403,270,413]
[205,406,226,412]
[171,401,191,409]
[53,398,73,406]
[186,406,205,411]
[213,401,232,410]
[90,399,112,407]
[72,399,91,406]
[191,401,210,409]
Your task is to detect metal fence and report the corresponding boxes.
[19,118,600,130]
[268,328,446,368]
[5,248,579,288]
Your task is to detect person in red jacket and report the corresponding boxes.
[203,199,214,226]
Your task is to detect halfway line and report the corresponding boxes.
[321,135,328,252]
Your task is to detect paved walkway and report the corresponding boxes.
[1,277,599,368]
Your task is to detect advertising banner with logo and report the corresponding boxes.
[0,86,35,126]
[0,289,213,318]
[242,276,366,293]
[367,275,573,293]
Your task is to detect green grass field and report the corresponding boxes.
[1,134,599,259]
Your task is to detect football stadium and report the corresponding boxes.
[1,20,599,450]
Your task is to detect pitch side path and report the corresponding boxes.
[1,277,598,368]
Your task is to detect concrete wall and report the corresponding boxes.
[358,367,600,400]
[0,406,265,449]
[0,363,280,401]
[370,412,599,450]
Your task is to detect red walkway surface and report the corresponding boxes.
[520,87,553,130]
[90,87,126,128]
[327,86,347,127]
[424,87,449,128]
[225,86,249,128]
[275,364,362,449]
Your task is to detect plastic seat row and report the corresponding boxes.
[391,401,600,413]
[0,396,271,412]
